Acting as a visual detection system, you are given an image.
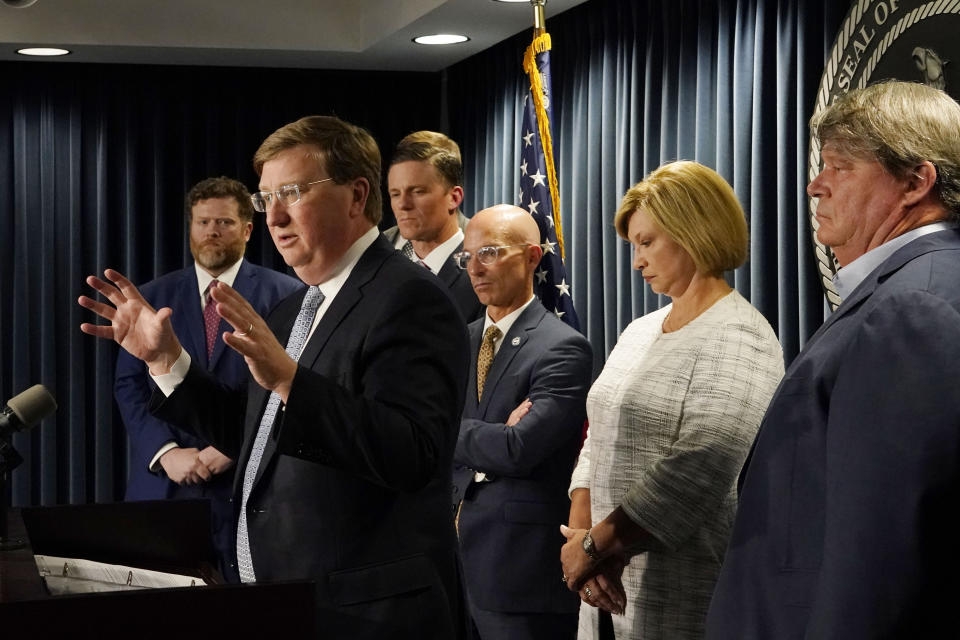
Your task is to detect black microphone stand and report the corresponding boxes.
[0,435,25,550]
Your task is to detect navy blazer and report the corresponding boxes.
[116,260,302,501]
[384,223,482,322]
[706,229,960,639]
[454,302,592,614]
[435,243,483,323]
[152,235,470,639]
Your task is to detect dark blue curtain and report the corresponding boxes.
[0,62,440,507]
[3,0,851,509]
[446,0,847,370]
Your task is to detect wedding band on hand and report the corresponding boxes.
[584,586,593,599]
[236,322,253,337]
[562,574,568,583]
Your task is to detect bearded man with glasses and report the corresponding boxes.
[80,116,470,638]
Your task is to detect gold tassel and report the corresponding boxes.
[522,33,566,260]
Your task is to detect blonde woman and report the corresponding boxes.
[560,161,784,639]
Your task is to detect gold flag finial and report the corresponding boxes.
[531,0,546,35]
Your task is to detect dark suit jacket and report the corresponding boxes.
[118,260,302,500]
[115,260,301,580]
[153,235,470,639]
[384,220,482,322]
[454,302,592,614]
[706,229,960,639]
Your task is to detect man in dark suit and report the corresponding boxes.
[385,130,482,321]
[115,176,301,582]
[706,81,960,638]
[80,116,469,638]
[453,205,592,640]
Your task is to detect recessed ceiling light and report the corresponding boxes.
[16,47,70,57]
[413,34,469,45]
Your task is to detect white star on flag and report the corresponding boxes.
[554,308,565,319]
[520,160,528,176]
[535,268,548,284]
[529,169,546,188]
[527,199,540,215]
[523,131,535,147]
[541,239,556,255]
[555,279,570,297]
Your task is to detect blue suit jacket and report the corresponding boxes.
[454,302,592,614]
[151,235,470,639]
[115,260,301,579]
[706,229,960,639]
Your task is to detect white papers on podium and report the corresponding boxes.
[34,554,207,595]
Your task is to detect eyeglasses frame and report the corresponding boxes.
[250,177,334,212]
[453,243,535,270]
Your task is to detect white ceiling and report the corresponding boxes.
[0,0,590,71]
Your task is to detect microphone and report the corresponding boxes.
[0,384,57,437]
[1,384,54,550]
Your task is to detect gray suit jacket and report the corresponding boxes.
[707,228,960,639]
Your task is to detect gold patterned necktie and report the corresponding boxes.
[477,325,502,401]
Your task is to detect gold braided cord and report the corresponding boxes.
[522,32,566,260]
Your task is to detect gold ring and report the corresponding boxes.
[584,586,593,599]
[236,322,253,337]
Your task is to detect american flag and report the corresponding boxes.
[520,32,580,331]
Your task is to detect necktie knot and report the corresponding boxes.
[400,240,417,261]
[477,325,502,401]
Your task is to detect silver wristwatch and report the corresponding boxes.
[582,528,599,562]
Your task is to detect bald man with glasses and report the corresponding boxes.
[452,205,592,640]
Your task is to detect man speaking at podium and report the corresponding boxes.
[80,116,469,638]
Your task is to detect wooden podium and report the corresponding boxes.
[0,501,318,634]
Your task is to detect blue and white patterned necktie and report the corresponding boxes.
[236,285,324,583]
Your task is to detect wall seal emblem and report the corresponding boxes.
[809,0,960,308]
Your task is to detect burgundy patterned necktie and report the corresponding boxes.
[203,280,220,360]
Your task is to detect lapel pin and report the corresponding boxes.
[511,337,521,346]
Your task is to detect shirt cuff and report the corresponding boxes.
[151,348,191,397]
[149,441,180,473]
